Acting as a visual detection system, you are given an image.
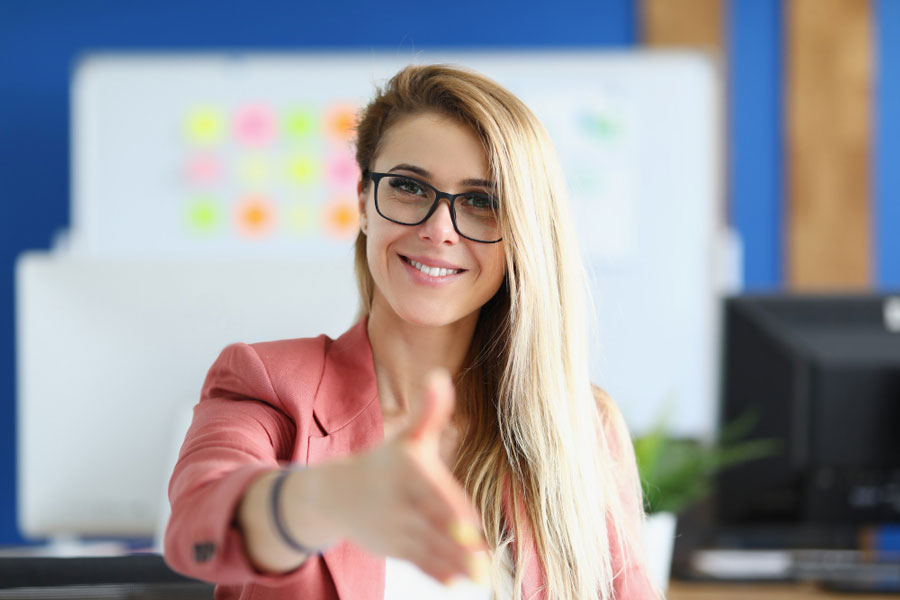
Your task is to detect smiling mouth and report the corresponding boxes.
[400,255,466,278]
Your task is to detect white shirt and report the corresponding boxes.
[383,550,515,599]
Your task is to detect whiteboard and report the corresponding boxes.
[69,50,726,436]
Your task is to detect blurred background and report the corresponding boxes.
[0,0,898,595]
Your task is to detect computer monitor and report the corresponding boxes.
[716,294,900,532]
[15,253,359,539]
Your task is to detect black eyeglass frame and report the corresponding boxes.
[364,170,503,244]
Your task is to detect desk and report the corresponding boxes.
[668,581,898,599]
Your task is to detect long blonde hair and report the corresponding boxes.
[353,64,648,600]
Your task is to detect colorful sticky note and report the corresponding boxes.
[184,196,222,233]
[234,103,277,147]
[185,154,223,184]
[326,151,361,190]
[286,201,316,236]
[324,103,359,145]
[578,111,620,141]
[239,156,271,185]
[284,107,316,140]
[286,155,317,185]
[185,106,225,144]
[235,194,276,238]
[322,196,359,240]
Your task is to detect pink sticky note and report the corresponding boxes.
[185,154,223,184]
[234,103,277,147]
[325,151,360,190]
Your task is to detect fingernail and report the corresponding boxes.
[449,521,482,546]
[465,551,490,585]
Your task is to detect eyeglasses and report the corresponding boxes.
[365,170,502,243]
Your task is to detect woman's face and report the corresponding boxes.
[359,112,506,329]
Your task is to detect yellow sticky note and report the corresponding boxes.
[185,106,224,144]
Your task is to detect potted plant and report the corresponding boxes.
[633,413,777,591]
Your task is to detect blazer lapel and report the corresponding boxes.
[503,476,547,599]
[306,317,385,600]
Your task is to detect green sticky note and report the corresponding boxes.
[185,196,221,233]
[285,107,316,139]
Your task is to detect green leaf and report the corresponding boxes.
[632,410,780,515]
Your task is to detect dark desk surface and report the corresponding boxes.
[1,554,897,599]
[0,554,192,589]
[669,581,899,599]
[0,582,213,599]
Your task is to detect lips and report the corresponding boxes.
[399,254,466,271]
[399,254,468,279]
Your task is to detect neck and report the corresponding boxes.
[366,291,478,420]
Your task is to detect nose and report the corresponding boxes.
[419,197,459,245]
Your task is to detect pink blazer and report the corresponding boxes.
[164,317,655,599]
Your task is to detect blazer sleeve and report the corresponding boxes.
[594,387,661,600]
[163,341,323,586]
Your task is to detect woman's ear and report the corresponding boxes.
[357,180,368,234]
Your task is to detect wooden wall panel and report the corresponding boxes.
[641,0,723,49]
[787,0,873,290]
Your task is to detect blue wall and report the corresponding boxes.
[877,0,900,287]
[0,0,637,545]
[728,0,783,289]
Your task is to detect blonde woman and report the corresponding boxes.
[164,64,657,600]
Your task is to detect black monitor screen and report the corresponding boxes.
[716,294,900,527]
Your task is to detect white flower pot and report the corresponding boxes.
[641,511,677,592]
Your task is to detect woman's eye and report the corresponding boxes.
[462,194,499,210]
[389,177,425,196]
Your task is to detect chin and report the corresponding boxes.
[395,306,458,329]
[390,298,480,330]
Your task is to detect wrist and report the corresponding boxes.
[270,467,324,554]
[281,463,346,549]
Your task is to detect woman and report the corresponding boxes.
[164,64,657,600]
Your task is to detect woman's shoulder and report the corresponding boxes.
[238,317,368,370]
[200,334,332,411]
[244,332,334,365]
[590,384,619,429]
[214,334,334,402]
[590,385,633,462]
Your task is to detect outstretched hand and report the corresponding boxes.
[326,369,489,584]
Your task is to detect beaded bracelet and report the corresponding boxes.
[270,466,324,555]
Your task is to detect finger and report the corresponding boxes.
[405,368,455,444]
[404,473,489,558]
[410,478,485,548]
[384,527,464,584]
[410,551,464,586]
[401,513,472,579]
[412,524,490,585]
[428,466,486,542]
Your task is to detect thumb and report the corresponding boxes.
[406,369,455,444]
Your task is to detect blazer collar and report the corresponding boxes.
[312,315,379,435]
[308,316,385,600]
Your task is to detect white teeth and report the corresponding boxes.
[408,258,460,277]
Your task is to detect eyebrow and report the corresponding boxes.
[388,163,496,190]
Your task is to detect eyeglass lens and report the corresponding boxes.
[376,175,500,242]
